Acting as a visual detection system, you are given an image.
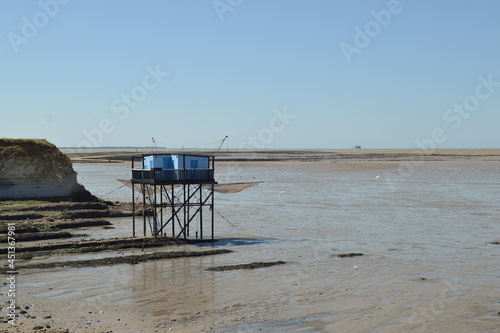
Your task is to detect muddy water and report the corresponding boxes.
[10,161,500,332]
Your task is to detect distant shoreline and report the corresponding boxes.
[63,148,500,163]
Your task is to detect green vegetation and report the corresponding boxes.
[0,236,189,256]
[0,138,76,179]
[206,261,287,271]
[0,199,66,210]
[0,220,111,235]
[0,138,57,159]
[1,249,233,271]
[0,231,72,243]
[337,253,364,258]
[0,222,38,233]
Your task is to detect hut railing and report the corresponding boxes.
[132,169,214,182]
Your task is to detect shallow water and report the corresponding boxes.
[9,161,500,332]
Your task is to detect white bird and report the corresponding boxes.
[354,265,359,270]
[374,175,380,179]
[279,191,285,195]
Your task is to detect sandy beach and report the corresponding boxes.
[2,150,500,332]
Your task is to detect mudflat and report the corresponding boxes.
[2,150,500,332]
[64,148,500,163]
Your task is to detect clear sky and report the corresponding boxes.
[1,0,500,149]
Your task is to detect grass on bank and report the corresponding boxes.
[1,249,233,272]
[0,199,67,211]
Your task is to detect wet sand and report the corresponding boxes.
[64,148,500,163]
[3,150,500,332]
[6,242,500,332]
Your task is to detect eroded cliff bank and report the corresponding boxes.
[0,139,94,201]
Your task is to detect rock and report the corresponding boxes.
[0,139,96,201]
[337,253,364,258]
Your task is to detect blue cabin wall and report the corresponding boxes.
[185,155,209,169]
[143,155,166,169]
[172,155,181,169]
[142,155,209,170]
[163,155,174,169]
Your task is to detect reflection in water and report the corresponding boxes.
[195,238,270,247]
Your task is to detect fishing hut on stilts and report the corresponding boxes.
[131,154,216,240]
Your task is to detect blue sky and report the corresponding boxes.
[1,0,500,149]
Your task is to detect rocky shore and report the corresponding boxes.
[0,199,234,332]
[0,139,94,201]
[0,200,132,243]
